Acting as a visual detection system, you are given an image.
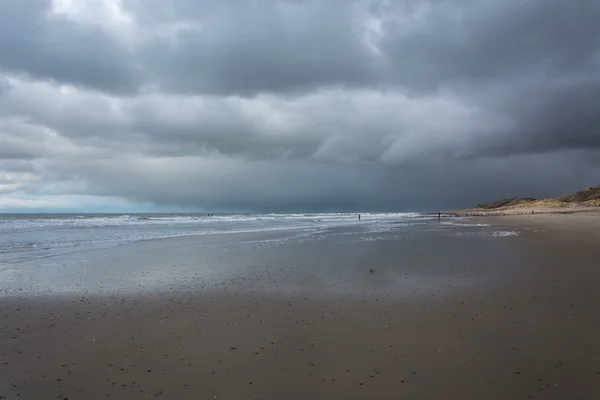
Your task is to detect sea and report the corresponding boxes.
[0,212,526,298]
[0,213,518,265]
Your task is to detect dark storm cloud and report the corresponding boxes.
[35,148,600,212]
[380,0,600,92]
[0,0,140,94]
[0,0,599,211]
[129,0,600,156]
[134,0,381,95]
[0,82,496,163]
[377,0,600,156]
[482,79,600,156]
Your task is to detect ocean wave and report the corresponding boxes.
[0,213,427,233]
[0,213,431,257]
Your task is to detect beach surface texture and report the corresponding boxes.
[1,212,599,399]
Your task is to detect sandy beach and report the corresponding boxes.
[2,216,600,399]
[444,206,600,217]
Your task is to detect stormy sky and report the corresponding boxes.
[1,0,599,212]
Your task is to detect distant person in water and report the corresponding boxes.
[438,211,441,221]
[358,214,361,220]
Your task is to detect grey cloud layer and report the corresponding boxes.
[0,0,599,211]
[0,0,140,93]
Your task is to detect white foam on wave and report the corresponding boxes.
[0,213,428,256]
[0,215,207,233]
[490,230,519,237]
[440,221,491,227]
[452,230,519,238]
[0,212,429,233]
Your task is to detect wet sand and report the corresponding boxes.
[2,219,600,399]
